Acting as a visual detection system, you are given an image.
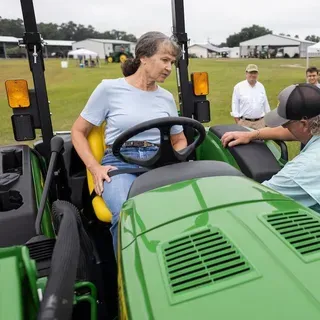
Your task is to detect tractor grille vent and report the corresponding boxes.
[265,211,320,256]
[162,227,252,295]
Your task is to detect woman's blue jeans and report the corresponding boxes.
[101,146,158,254]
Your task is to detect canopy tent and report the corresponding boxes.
[306,42,320,68]
[67,48,98,57]
[66,48,100,67]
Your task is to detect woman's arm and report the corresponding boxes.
[71,116,116,195]
[170,131,188,151]
[71,116,99,170]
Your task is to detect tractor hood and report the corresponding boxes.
[120,176,287,248]
[119,176,320,319]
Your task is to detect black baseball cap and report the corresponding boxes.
[265,83,320,127]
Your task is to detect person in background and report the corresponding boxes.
[221,83,320,213]
[230,64,270,129]
[306,66,320,88]
[300,66,320,149]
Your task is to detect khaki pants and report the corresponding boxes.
[238,118,266,129]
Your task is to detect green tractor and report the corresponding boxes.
[106,44,134,63]
[1,0,320,319]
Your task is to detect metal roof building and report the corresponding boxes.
[188,43,221,58]
[71,38,136,59]
[0,36,74,58]
[0,36,19,43]
[239,34,315,58]
[43,40,74,47]
[0,36,19,58]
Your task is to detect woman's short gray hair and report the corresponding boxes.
[307,115,320,135]
[121,31,181,76]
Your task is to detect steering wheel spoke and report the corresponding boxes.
[173,143,195,160]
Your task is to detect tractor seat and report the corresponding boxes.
[128,160,245,198]
[210,124,281,183]
[86,122,113,223]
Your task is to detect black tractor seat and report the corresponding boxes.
[210,124,281,183]
[128,160,245,198]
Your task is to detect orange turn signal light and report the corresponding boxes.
[5,79,30,108]
[191,72,209,96]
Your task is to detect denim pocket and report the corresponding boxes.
[102,146,159,167]
[138,147,158,159]
[102,148,140,168]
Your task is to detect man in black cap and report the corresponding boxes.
[221,83,320,212]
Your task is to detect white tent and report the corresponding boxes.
[306,42,320,68]
[67,48,98,58]
[66,48,100,67]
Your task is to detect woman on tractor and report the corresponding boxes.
[71,31,187,254]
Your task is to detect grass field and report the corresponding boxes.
[1,57,320,158]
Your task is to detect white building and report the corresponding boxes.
[307,42,320,57]
[219,47,240,58]
[0,36,74,58]
[240,34,315,58]
[72,39,136,59]
[306,42,320,67]
[0,36,19,58]
[188,43,239,58]
[188,44,221,58]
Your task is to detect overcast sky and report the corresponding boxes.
[2,0,320,44]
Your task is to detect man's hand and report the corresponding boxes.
[89,164,118,196]
[221,131,256,148]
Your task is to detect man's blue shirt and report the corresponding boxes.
[262,135,320,213]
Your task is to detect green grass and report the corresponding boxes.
[1,57,320,158]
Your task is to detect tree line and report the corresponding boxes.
[0,17,137,42]
[1,17,319,47]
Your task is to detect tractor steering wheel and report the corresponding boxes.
[112,117,206,169]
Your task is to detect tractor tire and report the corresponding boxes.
[107,56,113,63]
[119,54,127,63]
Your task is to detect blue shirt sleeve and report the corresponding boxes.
[261,150,320,209]
[80,81,109,126]
[292,161,320,206]
[261,174,303,202]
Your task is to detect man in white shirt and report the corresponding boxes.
[230,64,270,129]
[306,66,320,88]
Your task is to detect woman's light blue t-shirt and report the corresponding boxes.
[80,77,183,145]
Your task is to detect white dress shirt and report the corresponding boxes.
[230,80,270,119]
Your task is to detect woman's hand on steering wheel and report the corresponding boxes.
[89,164,118,195]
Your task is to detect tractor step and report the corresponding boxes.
[26,236,56,277]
